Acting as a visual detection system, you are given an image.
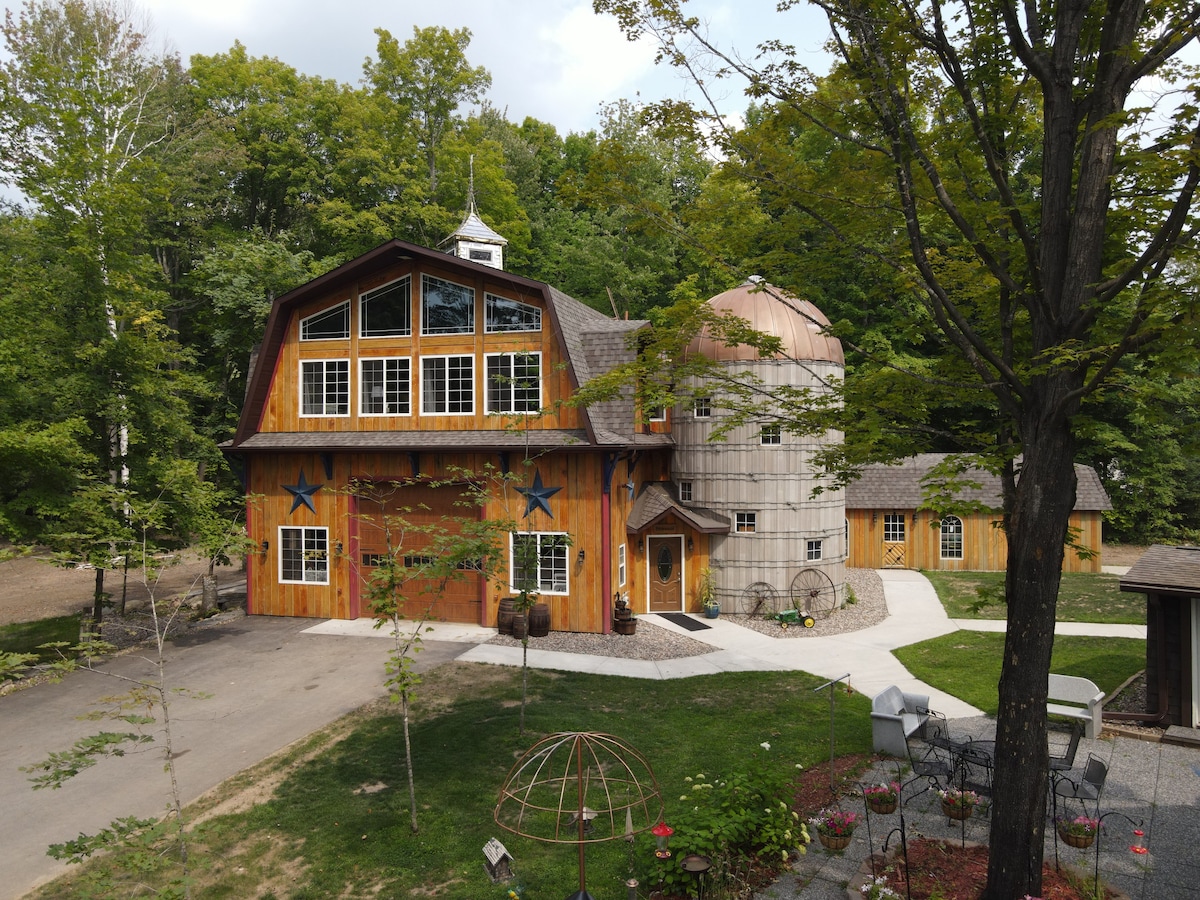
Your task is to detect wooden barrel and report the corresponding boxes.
[497,597,516,634]
[511,613,528,640]
[528,602,551,637]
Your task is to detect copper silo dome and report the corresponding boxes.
[688,278,844,365]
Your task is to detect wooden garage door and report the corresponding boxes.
[355,483,482,624]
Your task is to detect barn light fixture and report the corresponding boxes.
[637,538,644,552]
[261,539,269,554]
[577,549,585,563]
[686,537,694,553]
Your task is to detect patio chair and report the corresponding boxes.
[902,735,955,805]
[1048,723,1082,773]
[1052,753,1108,819]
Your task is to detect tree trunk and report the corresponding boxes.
[983,418,1079,900]
[92,567,106,624]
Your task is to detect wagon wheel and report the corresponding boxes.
[790,568,837,620]
[739,582,779,617]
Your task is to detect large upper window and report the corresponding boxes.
[486,352,541,413]
[300,360,349,416]
[360,278,411,337]
[280,526,328,584]
[300,302,350,340]
[511,532,569,595]
[361,357,411,416]
[422,274,474,335]
[940,515,964,559]
[421,355,474,414]
[486,294,541,332]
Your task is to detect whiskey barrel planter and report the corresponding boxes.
[614,617,637,635]
[528,602,551,637]
[497,598,516,635]
[511,613,528,640]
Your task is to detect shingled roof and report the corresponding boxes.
[1119,544,1200,596]
[625,482,730,534]
[844,453,1112,512]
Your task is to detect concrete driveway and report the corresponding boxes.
[1,614,473,899]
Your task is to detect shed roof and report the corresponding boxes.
[844,453,1112,512]
[1119,544,1200,596]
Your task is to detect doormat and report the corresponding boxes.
[656,613,711,632]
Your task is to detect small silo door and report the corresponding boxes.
[647,536,683,612]
[882,513,907,567]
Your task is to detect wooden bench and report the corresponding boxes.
[1047,673,1104,739]
[871,685,930,757]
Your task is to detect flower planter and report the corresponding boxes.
[941,800,973,821]
[614,618,637,635]
[510,613,527,640]
[1058,825,1096,849]
[818,831,852,851]
[704,605,720,619]
[867,797,898,815]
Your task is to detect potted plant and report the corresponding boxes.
[696,566,719,618]
[937,788,979,821]
[808,808,858,850]
[613,596,637,634]
[1056,815,1100,849]
[863,781,900,815]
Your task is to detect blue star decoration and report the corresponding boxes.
[517,469,562,519]
[283,469,323,514]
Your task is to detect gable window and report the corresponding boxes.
[511,532,569,595]
[883,513,906,543]
[693,397,711,418]
[486,294,541,332]
[280,526,328,584]
[360,278,411,337]
[735,512,757,533]
[300,360,349,416]
[806,539,823,560]
[940,515,964,559]
[679,481,693,502]
[648,405,667,422]
[761,424,782,445]
[421,355,474,414]
[486,352,541,413]
[361,357,411,416]
[618,543,627,586]
[421,274,474,335]
[300,302,350,340]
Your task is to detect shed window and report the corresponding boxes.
[883,513,906,543]
[280,527,328,584]
[940,516,964,559]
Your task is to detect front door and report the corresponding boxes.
[647,536,683,612]
[882,513,907,567]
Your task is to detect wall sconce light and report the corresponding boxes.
[637,537,644,552]
[335,541,344,558]
[686,537,694,553]
[261,539,269,554]
[577,549,585,563]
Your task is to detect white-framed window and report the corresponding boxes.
[280,526,329,584]
[421,274,474,335]
[300,301,350,340]
[735,512,757,533]
[360,357,411,416]
[486,352,542,413]
[806,539,823,560]
[761,424,782,445]
[884,513,906,543]
[648,405,667,422]
[300,360,349,416]
[511,532,569,595]
[421,355,474,414]
[693,397,711,418]
[469,247,495,264]
[486,294,541,332]
[940,515,964,559]
[618,543,627,586]
[679,481,693,503]
[360,277,411,337]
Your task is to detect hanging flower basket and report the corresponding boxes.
[868,796,898,815]
[818,831,852,851]
[938,788,978,821]
[1057,816,1099,849]
[863,781,900,815]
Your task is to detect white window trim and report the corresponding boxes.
[485,293,542,333]
[485,351,542,414]
[735,512,757,534]
[761,424,782,445]
[420,273,475,336]
[359,356,412,417]
[359,276,412,339]
[299,301,350,341]
[693,397,711,418]
[299,359,350,417]
[618,543,627,587]
[648,406,667,423]
[883,513,906,543]
[940,515,964,560]
[510,532,570,596]
[679,481,693,503]
[806,539,823,561]
[279,526,329,584]
[420,354,475,415]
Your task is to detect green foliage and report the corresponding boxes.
[22,731,154,789]
[925,570,1145,624]
[48,816,189,900]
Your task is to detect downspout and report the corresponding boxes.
[348,490,360,619]
[601,453,617,634]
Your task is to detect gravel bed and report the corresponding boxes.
[484,569,887,661]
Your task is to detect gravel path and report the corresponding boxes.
[484,568,887,661]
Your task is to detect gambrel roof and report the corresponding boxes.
[844,453,1112,512]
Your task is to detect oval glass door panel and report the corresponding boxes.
[657,544,674,582]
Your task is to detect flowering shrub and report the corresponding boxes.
[861,875,903,899]
[639,744,810,898]
[937,788,979,809]
[863,782,900,803]
[1056,815,1100,837]
[808,808,859,837]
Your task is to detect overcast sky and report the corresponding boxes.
[139,0,833,135]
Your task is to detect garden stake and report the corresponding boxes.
[812,673,851,796]
[1098,811,1144,898]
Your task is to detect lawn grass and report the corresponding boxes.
[893,632,1144,715]
[31,662,873,900]
[0,614,80,659]
[923,570,1145,624]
